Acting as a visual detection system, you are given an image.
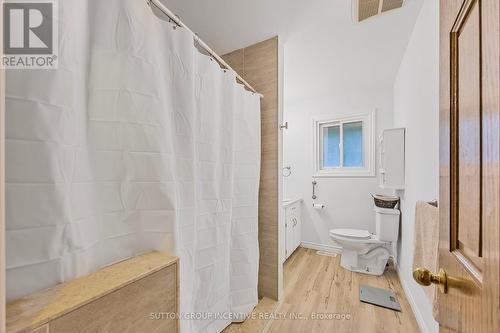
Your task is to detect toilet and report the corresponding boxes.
[330,207,400,276]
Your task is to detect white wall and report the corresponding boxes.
[283,1,422,250]
[283,1,439,330]
[393,0,439,332]
[284,88,394,248]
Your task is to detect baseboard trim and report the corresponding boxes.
[395,265,431,333]
[300,241,342,254]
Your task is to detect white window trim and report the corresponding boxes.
[313,110,376,178]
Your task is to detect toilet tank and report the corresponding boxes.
[375,207,400,241]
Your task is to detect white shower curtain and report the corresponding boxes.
[5,1,261,332]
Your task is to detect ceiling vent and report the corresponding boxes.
[352,0,405,22]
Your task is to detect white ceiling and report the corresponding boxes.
[159,0,424,100]
[160,0,422,54]
[160,0,314,54]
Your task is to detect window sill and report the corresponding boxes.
[314,168,376,178]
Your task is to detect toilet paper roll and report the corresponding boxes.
[313,203,325,209]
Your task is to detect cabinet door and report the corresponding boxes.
[293,205,302,251]
[294,209,301,251]
[285,211,294,259]
[290,216,298,252]
[285,202,302,259]
[380,128,405,189]
[286,203,299,254]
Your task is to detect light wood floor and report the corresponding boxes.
[225,247,420,333]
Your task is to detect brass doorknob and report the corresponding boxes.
[413,267,448,294]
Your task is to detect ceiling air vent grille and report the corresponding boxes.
[353,0,405,22]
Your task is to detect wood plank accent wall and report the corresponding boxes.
[6,252,179,333]
[223,37,279,300]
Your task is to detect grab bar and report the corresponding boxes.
[312,180,317,200]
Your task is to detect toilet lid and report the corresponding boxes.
[330,228,371,239]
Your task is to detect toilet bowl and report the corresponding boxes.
[329,229,387,254]
[330,207,400,276]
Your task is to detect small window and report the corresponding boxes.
[343,121,363,167]
[314,111,375,177]
[323,125,340,168]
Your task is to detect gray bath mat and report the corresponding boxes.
[359,284,402,312]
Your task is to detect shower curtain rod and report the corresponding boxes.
[147,0,263,98]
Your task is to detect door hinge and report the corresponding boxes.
[280,122,288,130]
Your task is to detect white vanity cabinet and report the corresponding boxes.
[379,128,405,189]
[283,199,302,260]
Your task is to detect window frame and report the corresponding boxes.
[313,110,375,178]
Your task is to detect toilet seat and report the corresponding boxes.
[329,228,387,245]
[330,228,371,239]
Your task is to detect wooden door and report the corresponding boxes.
[439,0,499,332]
